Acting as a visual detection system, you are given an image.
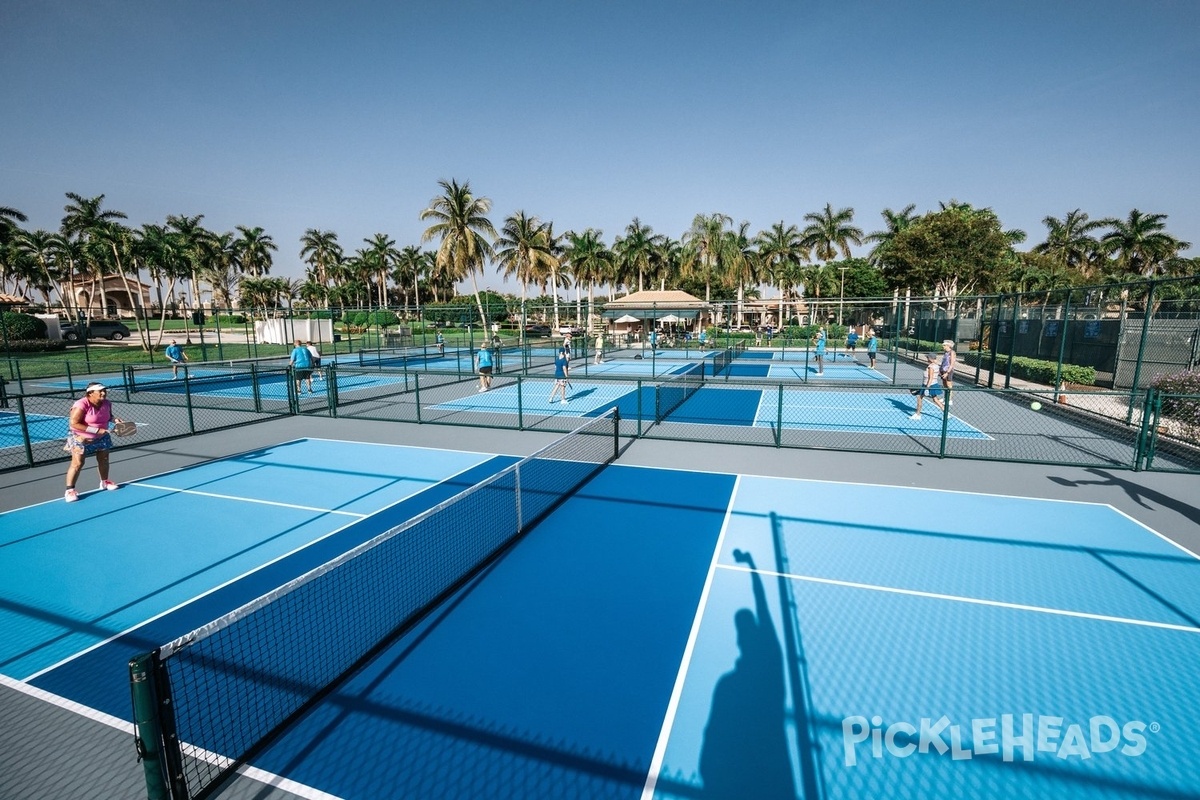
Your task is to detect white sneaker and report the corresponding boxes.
[560,399,568,404]
[909,413,921,420]
[100,479,119,491]
[478,387,485,392]
[64,488,79,503]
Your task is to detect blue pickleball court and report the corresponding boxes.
[3,439,1196,799]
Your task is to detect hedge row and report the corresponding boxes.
[960,352,1096,386]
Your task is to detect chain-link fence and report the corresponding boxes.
[4,277,1198,474]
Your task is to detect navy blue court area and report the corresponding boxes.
[2,442,1197,799]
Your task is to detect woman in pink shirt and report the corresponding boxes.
[63,381,125,502]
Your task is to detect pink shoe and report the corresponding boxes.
[65,488,79,503]
[100,480,119,491]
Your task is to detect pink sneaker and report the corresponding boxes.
[64,488,79,503]
[100,480,119,491]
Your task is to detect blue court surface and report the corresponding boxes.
[434,384,989,438]
[1,411,69,449]
[2,440,1197,799]
[39,368,411,400]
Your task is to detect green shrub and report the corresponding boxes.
[213,314,247,325]
[960,352,1096,386]
[0,312,48,340]
[1,339,67,354]
[367,310,400,328]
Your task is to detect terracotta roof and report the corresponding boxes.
[0,292,29,304]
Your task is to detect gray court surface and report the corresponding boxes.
[2,415,1197,800]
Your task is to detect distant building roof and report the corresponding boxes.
[0,292,29,305]
[605,290,708,308]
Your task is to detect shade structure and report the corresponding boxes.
[658,314,682,323]
[613,314,641,323]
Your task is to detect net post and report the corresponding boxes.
[612,406,621,461]
[129,653,173,800]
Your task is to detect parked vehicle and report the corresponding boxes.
[61,319,134,341]
[524,324,552,337]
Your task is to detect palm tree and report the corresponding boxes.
[1033,210,1106,282]
[299,229,343,288]
[681,213,734,303]
[1099,209,1190,279]
[865,204,918,267]
[393,245,429,313]
[562,229,613,329]
[166,214,216,315]
[0,206,30,295]
[612,218,662,294]
[61,193,128,320]
[723,223,761,327]
[755,221,807,328]
[801,203,864,262]
[13,230,66,306]
[235,225,277,279]
[420,179,496,327]
[495,211,556,318]
[362,233,400,307]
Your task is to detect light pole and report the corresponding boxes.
[838,266,849,326]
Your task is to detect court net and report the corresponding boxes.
[125,357,291,393]
[654,363,705,423]
[129,409,621,800]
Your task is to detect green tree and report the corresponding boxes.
[612,217,663,293]
[755,221,808,329]
[235,225,277,279]
[562,228,613,328]
[681,213,733,303]
[300,229,343,288]
[61,193,128,321]
[801,203,864,262]
[420,179,497,327]
[865,204,918,267]
[1099,209,1190,279]
[1034,209,1105,281]
[495,211,556,313]
[883,205,1014,303]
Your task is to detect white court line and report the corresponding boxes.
[23,456,497,681]
[134,483,367,517]
[0,675,340,800]
[719,564,1200,634]
[639,475,741,800]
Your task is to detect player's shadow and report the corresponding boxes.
[1049,468,1200,526]
[699,552,796,799]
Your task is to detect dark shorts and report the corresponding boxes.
[479,366,493,375]
[295,369,312,380]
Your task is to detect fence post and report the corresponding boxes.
[1004,296,1020,389]
[1126,281,1157,425]
[938,387,951,458]
[986,294,1003,388]
[414,373,422,423]
[775,383,783,447]
[1053,289,1072,403]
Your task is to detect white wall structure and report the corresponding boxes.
[253,318,334,345]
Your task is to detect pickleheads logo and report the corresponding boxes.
[841,714,1156,767]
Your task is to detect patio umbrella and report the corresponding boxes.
[658,313,681,323]
[614,314,641,323]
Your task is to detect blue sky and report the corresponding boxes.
[3,0,1197,292]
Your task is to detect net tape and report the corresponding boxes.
[149,409,619,799]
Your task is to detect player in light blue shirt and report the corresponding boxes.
[476,344,494,392]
